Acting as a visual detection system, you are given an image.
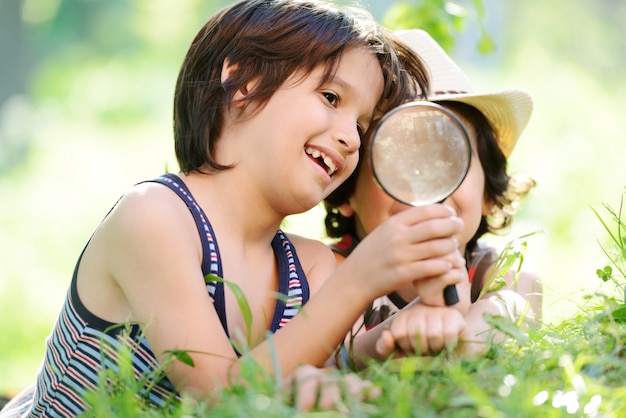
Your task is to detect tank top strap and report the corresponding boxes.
[269,230,310,332]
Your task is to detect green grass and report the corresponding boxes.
[74,193,626,417]
[82,303,626,417]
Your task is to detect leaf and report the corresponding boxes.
[165,349,195,367]
[483,313,528,342]
[204,272,220,284]
[485,277,506,293]
[205,273,253,344]
[596,265,613,282]
[611,306,626,323]
[477,31,495,54]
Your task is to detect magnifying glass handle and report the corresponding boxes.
[444,285,459,306]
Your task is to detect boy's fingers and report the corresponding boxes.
[288,366,381,411]
[316,379,341,410]
[375,330,396,356]
[341,373,379,399]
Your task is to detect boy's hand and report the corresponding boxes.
[286,364,380,411]
[375,304,466,357]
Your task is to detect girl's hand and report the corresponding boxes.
[375,304,466,357]
[343,204,464,301]
[285,364,380,411]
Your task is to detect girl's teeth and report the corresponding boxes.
[306,147,336,175]
[323,156,336,175]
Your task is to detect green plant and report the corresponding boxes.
[592,191,626,302]
[77,192,626,416]
[381,0,494,53]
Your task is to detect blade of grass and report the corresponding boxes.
[206,274,253,345]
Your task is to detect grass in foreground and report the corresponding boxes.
[80,193,626,417]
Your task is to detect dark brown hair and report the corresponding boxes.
[173,0,429,174]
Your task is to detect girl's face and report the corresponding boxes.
[343,107,490,253]
[219,47,384,216]
[440,111,490,253]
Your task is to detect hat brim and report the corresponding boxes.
[432,90,533,158]
[394,29,533,157]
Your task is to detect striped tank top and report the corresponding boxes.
[3,173,310,417]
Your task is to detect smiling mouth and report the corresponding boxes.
[305,147,338,176]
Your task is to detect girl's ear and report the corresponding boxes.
[337,202,355,218]
[221,58,255,105]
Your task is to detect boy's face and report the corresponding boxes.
[341,107,489,253]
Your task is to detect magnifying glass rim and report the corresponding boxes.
[369,101,472,206]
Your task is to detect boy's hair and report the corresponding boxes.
[173,0,429,174]
[324,101,535,256]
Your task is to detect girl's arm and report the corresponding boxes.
[99,191,461,400]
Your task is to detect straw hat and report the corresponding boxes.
[395,29,533,157]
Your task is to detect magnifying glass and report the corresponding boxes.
[369,101,472,306]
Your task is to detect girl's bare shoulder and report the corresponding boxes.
[96,181,202,268]
[102,181,191,230]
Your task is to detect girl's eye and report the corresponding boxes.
[322,92,339,106]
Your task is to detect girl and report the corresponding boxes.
[1,3,466,416]
[324,29,542,366]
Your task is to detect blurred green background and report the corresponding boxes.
[1,0,625,394]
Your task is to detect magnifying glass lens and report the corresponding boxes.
[370,102,471,206]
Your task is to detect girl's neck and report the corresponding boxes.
[179,171,285,244]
